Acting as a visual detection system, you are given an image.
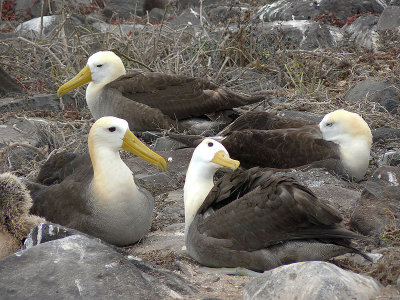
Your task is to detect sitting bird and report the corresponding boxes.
[184,138,370,272]
[27,116,167,246]
[57,51,266,132]
[172,109,372,181]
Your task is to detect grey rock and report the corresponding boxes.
[144,0,169,14]
[103,0,146,18]
[0,94,77,112]
[350,166,400,235]
[377,6,400,30]
[139,131,164,143]
[169,7,210,27]
[0,66,21,96]
[301,22,341,50]
[254,0,385,22]
[208,6,241,24]
[345,80,400,114]
[243,261,382,300]
[344,15,380,50]
[148,7,167,23]
[379,150,400,167]
[23,223,91,250]
[15,14,87,40]
[252,20,343,51]
[15,0,91,19]
[390,0,400,5]
[0,234,196,299]
[126,148,194,195]
[372,126,400,142]
[154,136,187,151]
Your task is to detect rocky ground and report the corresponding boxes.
[0,0,400,299]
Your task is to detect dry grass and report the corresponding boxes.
[0,4,398,176]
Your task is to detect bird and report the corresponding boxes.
[172,109,373,181]
[184,138,370,272]
[27,116,167,246]
[0,173,45,259]
[56,51,266,132]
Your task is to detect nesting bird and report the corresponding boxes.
[184,139,369,271]
[57,51,265,132]
[0,173,45,259]
[173,109,372,181]
[28,116,167,246]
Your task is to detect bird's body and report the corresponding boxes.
[28,117,167,246]
[57,51,264,132]
[173,110,372,181]
[184,139,368,271]
[0,173,45,259]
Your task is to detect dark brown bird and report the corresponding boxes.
[173,109,372,181]
[57,51,265,132]
[184,139,370,271]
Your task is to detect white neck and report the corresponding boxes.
[335,135,371,181]
[184,160,217,239]
[86,82,106,119]
[90,146,139,207]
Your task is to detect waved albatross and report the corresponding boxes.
[184,138,370,271]
[173,109,372,181]
[57,51,265,132]
[28,116,167,246]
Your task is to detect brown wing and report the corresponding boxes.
[29,153,93,228]
[197,168,357,251]
[106,72,265,120]
[222,126,340,169]
[218,111,315,136]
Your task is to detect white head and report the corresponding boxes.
[184,139,239,236]
[57,51,126,97]
[88,116,167,173]
[319,109,372,146]
[319,109,372,180]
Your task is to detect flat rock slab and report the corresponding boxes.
[126,148,194,195]
[351,166,400,235]
[0,233,196,299]
[243,261,382,300]
[0,94,77,112]
[344,80,400,114]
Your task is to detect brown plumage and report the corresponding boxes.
[57,51,266,132]
[0,173,45,259]
[184,139,370,271]
[27,117,167,246]
[173,110,372,181]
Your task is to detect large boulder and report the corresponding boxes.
[254,0,385,22]
[345,80,400,114]
[243,261,382,300]
[0,225,197,299]
[350,166,400,235]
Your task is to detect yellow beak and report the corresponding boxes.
[122,129,167,171]
[57,65,92,97]
[211,150,240,170]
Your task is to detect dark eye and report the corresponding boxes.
[97,64,103,68]
[208,142,213,147]
[326,122,333,127]
[108,127,116,132]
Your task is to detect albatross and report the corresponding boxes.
[57,51,265,132]
[184,138,370,271]
[28,116,167,246]
[173,109,372,181]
